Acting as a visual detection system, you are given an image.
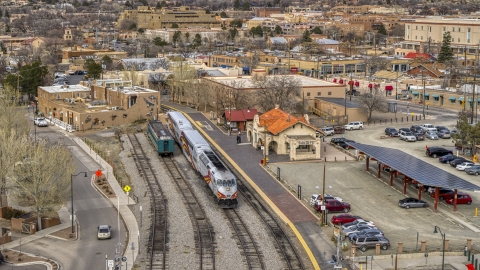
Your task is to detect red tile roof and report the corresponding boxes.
[404,52,434,60]
[259,107,321,135]
[224,108,258,121]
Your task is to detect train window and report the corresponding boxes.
[217,179,222,186]
[227,180,232,187]
[223,180,227,187]
[231,179,236,185]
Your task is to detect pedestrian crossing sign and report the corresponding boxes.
[123,185,131,192]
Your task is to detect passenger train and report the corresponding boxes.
[166,111,238,208]
[147,120,175,156]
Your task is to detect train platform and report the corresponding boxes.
[162,102,337,269]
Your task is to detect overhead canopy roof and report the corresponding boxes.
[348,142,480,192]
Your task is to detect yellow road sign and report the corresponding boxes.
[426,102,430,106]
[123,185,131,192]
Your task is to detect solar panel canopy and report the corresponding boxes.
[347,142,480,191]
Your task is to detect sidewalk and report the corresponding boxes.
[351,253,469,270]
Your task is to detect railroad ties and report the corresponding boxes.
[128,134,168,270]
[160,156,216,270]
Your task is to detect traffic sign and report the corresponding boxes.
[124,185,131,192]
[95,170,102,177]
[107,260,114,267]
[426,102,430,106]
[122,256,127,262]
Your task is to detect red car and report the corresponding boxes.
[315,199,351,213]
[446,194,472,205]
[331,214,361,225]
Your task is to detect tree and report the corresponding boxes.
[172,31,182,47]
[301,30,312,43]
[230,19,243,28]
[438,31,454,63]
[233,0,240,9]
[220,11,228,18]
[274,25,282,35]
[102,55,114,71]
[377,23,387,35]
[11,138,76,231]
[3,61,48,95]
[391,24,405,37]
[193,34,202,48]
[167,61,197,104]
[311,26,323,34]
[153,37,169,48]
[241,1,250,10]
[229,27,238,41]
[250,26,263,38]
[84,59,103,79]
[251,74,302,112]
[357,92,388,122]
[171,22,179,28]
[452,113,480,150]
[184,32,190,43]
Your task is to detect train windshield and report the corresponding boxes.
[217,179,222,186]
[231,179,236,186]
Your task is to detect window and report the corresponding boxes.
[458,38,460,42]
[421,36,423,40]
[415,36,417,40]
[57,94,60,99]
[452,38,454,42]
[459,27,461,32]
[109,95,112,104]
[452,27,455,32]
[415,26,418,30]
[434,96,439,102]
[429,26,432,32]
[421,26,423,30]
[94,91,97,98]
[328,91,332,95]
[317,92,321,96]
[307,92,311,97]
[424,95,429,100]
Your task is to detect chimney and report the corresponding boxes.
[287,113,290,122]
[90,85,95,101]
[275,104,279,109]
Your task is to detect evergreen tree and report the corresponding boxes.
[156,1,162,8]
[274,25,282,35]
[0,9,3,18]
[193,34,202,48]
[171,22,179,28]
[377,24,387,35]
[241,1,250,10]
[220,11,228,18]
[84,59,103,79]
[4,10,9,18]
[311,26,322,35]
[301,30,312,43]
[438,31,454,63]
[233,0,240,9]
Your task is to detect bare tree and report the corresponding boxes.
[357,92,388,122]
[11,138,76,230]
[251,74,302,113]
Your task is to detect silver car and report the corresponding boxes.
[97,225,111,239]
[425,131,438,140]
[399,131,416,142]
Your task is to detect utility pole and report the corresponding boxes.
[472,44,479,124]
[422,67,425,118]
[321,162,326,225]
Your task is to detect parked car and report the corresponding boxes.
[330,137,347,145]
[315,199,351,213]
[385,127,399,137]
[333,126,345,134]
[466,165,480,175]
[411,125,424,134]
[446,194,472,205]
[339,140,355,149]
[344,121,363,130]
[425,131,439,140]
[342,219,375,230]
[436,126,450,132]
[399,127,411,133]
[426,147,452,158]
[348,229,384,242]
[321,127,335,136]
[74,70,84,75]
[343,225,377,236]
[456,161,475,171]
[310,194,344,206]
[331,214,361,225]
[34,118,47,127]
[68,70,75,75]
[97,225,111,239]
[439,154,459,163]
[421,124,437,133]
[398,197,428,208]
[450,158,468,167]
[354,236,390,251]
[428,188,454,200]
[399,130,416,142]
[437,130,451,139]
[413,132,425,141]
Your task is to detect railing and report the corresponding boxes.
[46,117,77,133]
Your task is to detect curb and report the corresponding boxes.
[4,249,61,270]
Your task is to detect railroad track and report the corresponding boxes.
[160,156,216,270]
[127,134,168,270]
[237,183,305,270]
[224,209,264,269]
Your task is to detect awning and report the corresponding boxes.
[348,80,354,85]
[424,93,430,96]
[339,79,344,84]
[469,98,472,102]
[374,84,379,88]
[333,78,337,83]
[458,97,465,101]
[385,85,393,91]
[412,91,419,95]
[449,96,456,100]
[355,81,360,87]
[368,83,373,88]
[432,94,439,98]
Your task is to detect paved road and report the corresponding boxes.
[1,264,47,269]
[17,123,126,269]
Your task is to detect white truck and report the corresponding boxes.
[344,121,364,130]
[421,124,437,133]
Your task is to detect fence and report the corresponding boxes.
[366,115,426,126]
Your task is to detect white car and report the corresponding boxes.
[68,70,75,75]
[421,124,437,133]
[456,162,475,171]
[321,127,334,136]
[344,121,363,130]
[34,118,47,127]
[342,219,375,230]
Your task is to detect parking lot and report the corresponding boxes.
[270,117,480,256]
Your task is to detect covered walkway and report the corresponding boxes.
[348,142,480,212]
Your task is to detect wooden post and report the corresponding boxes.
[403,176,407,195]
[366,156,370,171]
[434,187,440,213]
[453,189,458,212]
[390,171,394,186]
[377,163,381,178]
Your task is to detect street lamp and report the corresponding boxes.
[422,67,426,118]
[71,172,87,233]
[433,226,446,270]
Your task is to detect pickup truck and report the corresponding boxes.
[421,124,437,133]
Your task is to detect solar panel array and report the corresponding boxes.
[347,142,480,191]
[204,150,227,171]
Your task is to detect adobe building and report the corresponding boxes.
[37,79,160,132]
[247,106,323,161]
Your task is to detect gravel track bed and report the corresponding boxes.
[136,133,196,269]
[124,133,302,269]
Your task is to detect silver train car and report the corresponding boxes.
[166,111,238,208]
